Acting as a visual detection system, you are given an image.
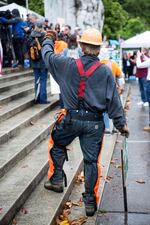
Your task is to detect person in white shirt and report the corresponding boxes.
[136,50,150,132]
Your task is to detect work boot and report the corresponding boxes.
[82,193,97,217]
[44,180,64,193]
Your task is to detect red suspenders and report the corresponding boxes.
[75,58,102,100]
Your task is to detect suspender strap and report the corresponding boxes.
[75,58,102,98]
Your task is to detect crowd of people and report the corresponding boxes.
[122,48,150,131]
[0,8,149,130]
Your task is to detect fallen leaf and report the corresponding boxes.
[21,208,28,214]
[30,121,35,125]
[110,160,116,165]
[98,209,107,214]
[65,201,72,209]
[62,209,71,218]
[72,202,80,207]
[106,176,113,181]
[21,165,28,168]
[57,218,70,225]
[136,180,146,184]
[12,219,17,224]
[71,216,87,225]
[76,171,84,183]
[115,165,122,169]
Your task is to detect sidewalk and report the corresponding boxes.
[97,81,150,225]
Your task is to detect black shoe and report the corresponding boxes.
[44,180,64,193]
[82,193,97,217]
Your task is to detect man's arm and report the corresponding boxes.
[136,53,150,68]
[105,70,129,136]
[41,38,73,84]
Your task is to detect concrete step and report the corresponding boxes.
[0,90,52,123]
[0,79,51,105]
[0,76,34,93]
[0,84,34,104]
[0,95,59,144]
[2,68,31,75]
[0,138,83,225]
[0,106,58,178]
[0,70,33,83]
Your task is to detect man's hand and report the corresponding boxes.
[45,30,57,42]
[119,125,129,138]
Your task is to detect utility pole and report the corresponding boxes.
[26,0,29,14]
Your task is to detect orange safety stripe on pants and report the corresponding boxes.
[47,109,67,179]
[94,131,104,204]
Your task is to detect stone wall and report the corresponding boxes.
[44,0,104,31]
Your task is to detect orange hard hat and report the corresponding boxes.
[78,28,102,46]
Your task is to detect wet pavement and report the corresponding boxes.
[96,81,150,225]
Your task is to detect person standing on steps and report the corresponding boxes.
[28,21,49,104]
[41,28,129,217]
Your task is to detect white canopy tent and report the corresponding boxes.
[0,3,44,20]
[121,31,150,49]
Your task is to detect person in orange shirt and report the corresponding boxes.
[54,32,68,54]
[99,47,125,134]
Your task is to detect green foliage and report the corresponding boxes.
[121,0,150,27]
[7,0,44,16]
[102,0,149,39]
[120,17,148,39]
[28,0,44,16]
[103,0,128,39]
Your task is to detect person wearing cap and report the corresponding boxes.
[41,28,129,216]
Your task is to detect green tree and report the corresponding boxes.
[28,0,44,16]
[119,0,150,27]
[120,17,148,39]
[102,0,128,39]
[7,0,44,16]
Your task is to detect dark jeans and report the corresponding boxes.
[138,77,148,103]
[50,110,104,197]
[146,80,150,125]
[13,38,25,66]
[33,68,48,103]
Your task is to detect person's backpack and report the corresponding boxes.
[29,37,41,61]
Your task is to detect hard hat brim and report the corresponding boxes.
[78,40,103,46]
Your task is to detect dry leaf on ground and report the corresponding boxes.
[110,160,116,165]
[56,218,70,225]
[136,180,146,184]
[71,216,87,225]
[65,201,72,209]
[30,121,35,125]
[12,219,17,224]
[20,207,28,214]
[76,171,84,183]
[115,164,122,169]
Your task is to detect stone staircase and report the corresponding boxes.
[0,69,82,225]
